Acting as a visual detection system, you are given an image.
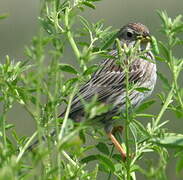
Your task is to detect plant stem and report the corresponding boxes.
[125,63,131,180]
[67,30,80,60]
[61,150,78,166]
[58,85,77,141]
[174,75,183,109]
[1,109,7,148]
[57,83,77,178]
[16,131,38,163]
[61,150,86,174]
[155,86,174,126]
[65,7,80,60]
[107,146,115,180]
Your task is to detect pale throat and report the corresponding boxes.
[125,40,151,51]
[140,41,151,51]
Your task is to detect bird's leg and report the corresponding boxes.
[107,131,126,161]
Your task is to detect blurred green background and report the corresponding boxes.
[0,0,183,179]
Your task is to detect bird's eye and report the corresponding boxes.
[127,31,133,38]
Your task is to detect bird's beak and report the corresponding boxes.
[137,33,151,51]
[137,33,151,43]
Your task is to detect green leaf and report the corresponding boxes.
[171,24,183,34]
[173,14,182,26]
[136,100,155,113]
[132,120,150,137]
[158,41,170,61]
[89,104,110,119]
[81,154,115,172]
[59,64,78,74]
[157,10,168,28]
[63,77,79,88]
[176,154,183,173]
[112,154,121,162]
[82,1,96,9]
[173,105,183,118]
[101,31,117,50]
[5,124,14,130]
[78,41,90,47]
[136,113,155,117]
[135,87,151,93]
[97,154,115,172]
[175,40,183,45]
[140,55,155,64]
[87,0,102,2]
[130,164,141,173]
[152,134,183,148]
[151,36,159,55]
[83,65,98,76]
[82,145,96,153]
[79,129,86,143]
[81,155,98,163]
[96,142,110,155]
[155,55,166,62]
[79,16,91,33]
[39,17,54,34]
[0,14,8,20]
[157,72,171,90]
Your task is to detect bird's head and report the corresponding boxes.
[117,22,151,51]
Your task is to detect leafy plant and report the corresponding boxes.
[0,1,183,180]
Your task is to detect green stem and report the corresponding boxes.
[170,53,183,110]
[2,110,7,148]
[16,131,38,163]
[57,86,77,178]
[107,146,115,180]
[61,150,78,167]
[65,7,80,60]
[174,75,183,109]
[125,65,131,180]
[155,85,174,126]
[61,150,86,174]
[67,30,80,60]
[58,85,77,141]
[64,8,88,72]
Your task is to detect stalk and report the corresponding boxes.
[124,59,131,180]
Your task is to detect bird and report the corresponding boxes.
[27,23,157,161]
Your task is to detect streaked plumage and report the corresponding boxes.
[28,23,157,159]
[67,23,157,132]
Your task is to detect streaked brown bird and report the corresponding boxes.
[28,23,157,160]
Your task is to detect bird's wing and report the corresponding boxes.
[69,50,147,114]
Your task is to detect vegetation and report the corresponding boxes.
[0,0,183,179]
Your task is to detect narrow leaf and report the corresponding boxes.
[81,155,97,163]
[83,65,98,76]
[176,155,183,173]
[136,100,155,113]
[101,31,117,50]
[0,14,8,19]
[88,0,102,1]
[132,120,150,137]
[82,1,96,9]
[158,41,170,61]
[152,134,183,148]
[155,55,166,62]
[97,154,115,172]
[59,64,78,74]
[157,72,171,90]
[135,87,151,93]
[96,142,110,155]
[151,36,159,54]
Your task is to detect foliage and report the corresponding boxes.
[0,1,183,180]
